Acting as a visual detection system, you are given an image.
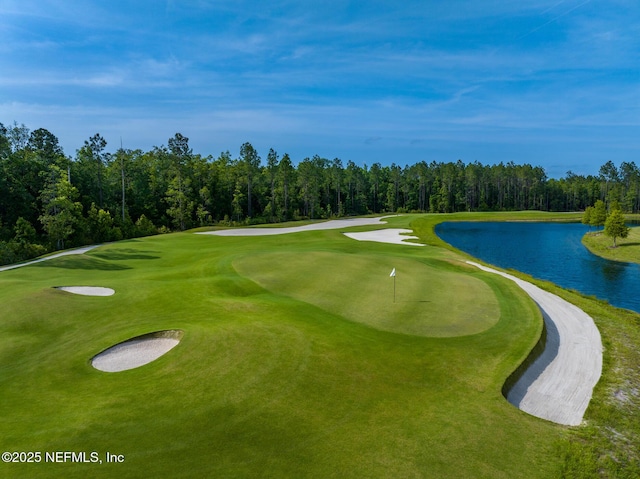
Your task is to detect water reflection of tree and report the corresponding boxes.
[599,260,627,283]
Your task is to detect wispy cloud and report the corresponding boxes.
[1,0,638,175]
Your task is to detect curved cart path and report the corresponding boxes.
[467,261,602,426]
[0,245,101,272]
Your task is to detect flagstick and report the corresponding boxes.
[390,268,396,303]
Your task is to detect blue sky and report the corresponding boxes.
[1,0,638,177]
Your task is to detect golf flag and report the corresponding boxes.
[390,268,396,277]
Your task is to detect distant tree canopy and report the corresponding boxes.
[1,120,639,265]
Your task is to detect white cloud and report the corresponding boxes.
[1,0,638,175]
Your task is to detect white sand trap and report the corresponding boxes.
[56,286,115,296]
[343,228,424,246]
[197,217,392,236]
[467,261,602,426]
[92,331,182,372]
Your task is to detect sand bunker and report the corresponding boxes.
[199,217,425,248]
[91,330,182,372]
[467,261,602,426]
[56,286,115,296]
[198,217,392,236]
[343,228,424,246]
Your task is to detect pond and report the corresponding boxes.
[435,221,640,314]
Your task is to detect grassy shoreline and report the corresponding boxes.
[415,212,640,477]
[582,226,640,265]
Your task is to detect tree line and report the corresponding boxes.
[1,121,639,265]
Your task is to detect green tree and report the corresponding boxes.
[126,148,166,226]
[590,200,607,228]
[231,181,245,222]
[369,162,382,213]
[134,214,157,237]
[84,133,108,208]
[0,122,10,157]
[210,151,235,221]
[265,148,278,221]
[196,186,212,226]
[297,157,321,218]
[386,164,401,212]
[39,165,82,249]
[11,217,46,261]
[620,161,640,213]
[239,142,261,218]
[1,147,43,230]
[87,203,120,242]
[166,133,194,230]
[166,175,193,231]
[609,199,621,213]
[14,216,37,244]
[7,122,30,152]
[28,128,64,160]
[112,146,130,223]
[604,208,629,248]
[277,153,294,219]
[599,160,619,205]
[581,206,593,226]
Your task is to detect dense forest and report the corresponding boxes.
[1,121,639,265]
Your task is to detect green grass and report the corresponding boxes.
[235,250,499,337]
[413,212,640,477]
[582,226,640,264]
[1,211,636,478]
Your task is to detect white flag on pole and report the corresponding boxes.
[389,268,396,277]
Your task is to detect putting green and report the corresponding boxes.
[234,251,500,337]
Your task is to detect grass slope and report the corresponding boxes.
[582,226,640,264]
[1,214,576,478]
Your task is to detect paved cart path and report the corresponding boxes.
[0,245,101,272]
[467,261,602,426]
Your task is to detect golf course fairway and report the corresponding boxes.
[1,213,621,478]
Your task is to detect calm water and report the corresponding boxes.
[435,221,640,314]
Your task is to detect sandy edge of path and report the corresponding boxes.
[467,261,602,426]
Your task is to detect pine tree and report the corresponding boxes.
[581,206,593,226]
[604,208,629,248]
[590,200,607,228]
[38,165,82,249]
